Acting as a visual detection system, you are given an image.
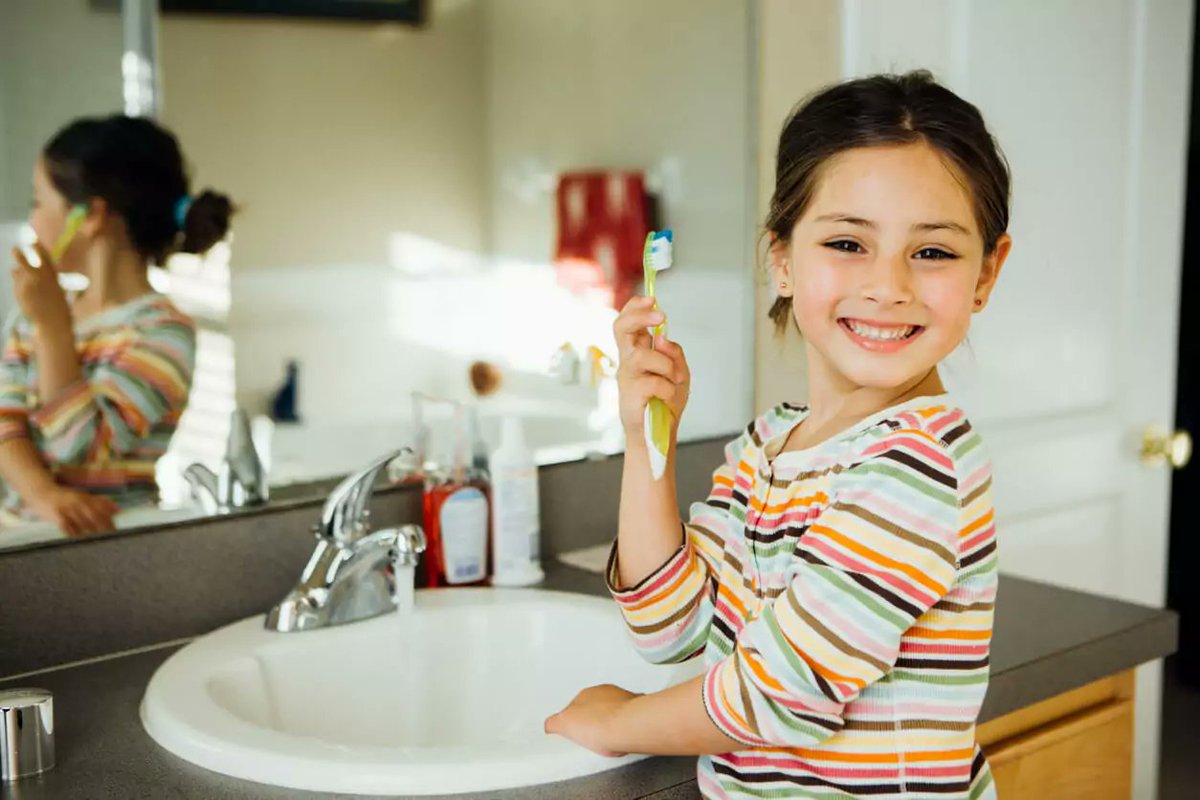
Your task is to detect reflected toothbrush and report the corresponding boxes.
[49,205,87,263]
[642,230,673,480]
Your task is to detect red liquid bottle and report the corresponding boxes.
[421,411,492,588]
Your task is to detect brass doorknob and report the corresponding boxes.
[1141,426,1193,469]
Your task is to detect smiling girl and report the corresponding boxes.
[546,71,1011,800]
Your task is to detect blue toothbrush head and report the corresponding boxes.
[648,229,673,271]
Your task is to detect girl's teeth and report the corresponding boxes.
[846,321,915,340]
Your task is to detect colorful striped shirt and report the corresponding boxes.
[607,397,998,799]
[0,293,196,512]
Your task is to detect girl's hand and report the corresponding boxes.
[11,243,71,329]
[544,683,639,757]
[25,486,119,538]
[613,296,691,437]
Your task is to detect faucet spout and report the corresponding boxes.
[266,450,424,633]
[317,447,411,544]
[183,409,268,513]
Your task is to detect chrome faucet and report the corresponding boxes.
[184,409,268,513]
[266,448,426,633]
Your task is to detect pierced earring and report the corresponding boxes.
[974,298,983,307]
[779,282,788,290]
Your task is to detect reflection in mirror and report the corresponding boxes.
[0,0,756,551]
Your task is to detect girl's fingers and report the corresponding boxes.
[619,328,652,359]
[31,240,53,267]
[58,511,84,538]
[614,310,666,350]
[83,502,115,533]
[618,295,656,314]
[11,247,33,272]
[635,375,679,404]
[651,336,689,382]
[623,347,681,383]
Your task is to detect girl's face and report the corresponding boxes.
[29,158,79,272]
[772,142,1011,395]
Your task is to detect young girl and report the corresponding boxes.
[0,115,232,537]
[545,71,1011,800]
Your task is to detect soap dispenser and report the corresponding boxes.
[490,417,544,586]
[421,405,492,587]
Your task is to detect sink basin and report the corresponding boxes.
[141,588,700,795]
[0,503,205,551]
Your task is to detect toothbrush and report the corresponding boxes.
[49,205,87,263]
[642,230,673,480]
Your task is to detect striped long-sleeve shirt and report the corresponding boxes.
[607,397,998,799]
[0,293,196,512]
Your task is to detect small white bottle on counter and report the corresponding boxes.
[489,417,544,586]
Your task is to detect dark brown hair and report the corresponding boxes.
[43,115,234,264]
[766,70,1011,333]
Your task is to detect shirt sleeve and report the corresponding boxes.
[606,424,756,665]
[27,313,196,464]
[702,428,962,748]
[0,314,32,444]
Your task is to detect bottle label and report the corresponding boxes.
[439,487,488,584]
[493,468,540,571]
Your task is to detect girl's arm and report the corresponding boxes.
[28,311,195,465]
[0,330,116,535]
[0,437,58,501]
[32,318,82,403]
[545,675,744,757]
[0,315,58,501]
[551,428,971,755]
[611,297,690,587]
[614,424,684,587]
[606,426,753,666]
[0,438,116,536]
[10,243,81,402]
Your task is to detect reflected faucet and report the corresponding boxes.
[266,448,426,633]
[184,409,268,513]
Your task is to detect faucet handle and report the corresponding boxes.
[349,524,425,567]
[183,463,220,513]
[384,524,426,567]
[319,448,412,543]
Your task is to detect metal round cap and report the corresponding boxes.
[1,688,55,781]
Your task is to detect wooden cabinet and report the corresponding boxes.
[978,672,1135,800]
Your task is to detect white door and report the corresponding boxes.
[787,1,1192,798]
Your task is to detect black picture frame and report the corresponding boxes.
[159,0,426,25]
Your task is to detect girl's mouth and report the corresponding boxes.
[838,318,925,353]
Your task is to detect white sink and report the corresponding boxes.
[141,588,700,795]
[0,503,206,551]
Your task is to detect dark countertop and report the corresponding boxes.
[0,566,1177,800]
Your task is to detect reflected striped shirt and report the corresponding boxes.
[0,293,196,512]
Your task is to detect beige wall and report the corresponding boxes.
[752,0,842,414]
[158,0,489,415]
[157,0,761,456]
[159,0,489,271]
[0,0,124,220]
[486,0,756,440]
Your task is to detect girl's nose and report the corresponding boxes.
[861,252,915,306]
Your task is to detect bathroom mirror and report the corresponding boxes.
[0,0,757,551]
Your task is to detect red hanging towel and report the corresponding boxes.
[554,171,651,310]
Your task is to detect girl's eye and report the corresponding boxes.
[824,240,863,254]
[914,247,958,260]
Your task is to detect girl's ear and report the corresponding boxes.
[974,233,1012,312]
[768,232,792,296]
[81,198,108,239]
